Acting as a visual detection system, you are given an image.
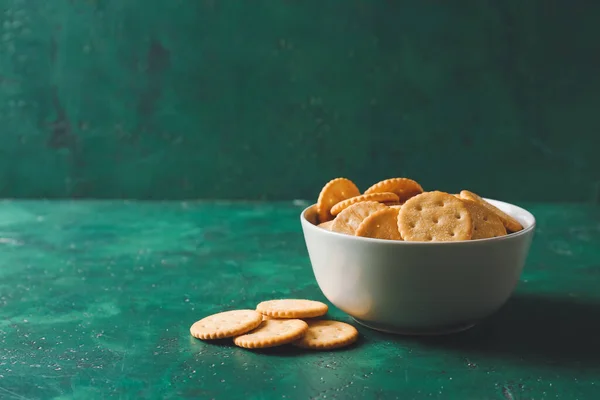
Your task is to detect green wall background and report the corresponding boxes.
[0,0,598,201]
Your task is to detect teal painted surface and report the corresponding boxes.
[0,1,599,201]
[0,200,599,398]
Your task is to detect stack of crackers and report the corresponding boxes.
[316,177,523,241]
[190,299,359,351]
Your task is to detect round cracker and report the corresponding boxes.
[293,320,359,350]
[331,201,388,236]
[398,191,473,242]
[459,190,523,233]
[355,207,402,240]
[317,220,334,231]
[233,319,308,349]
[316,178,361,223]
[461,199,507,239]
[383,201,403,206]
[363,178,424,203]
[256,299,328,319]
[330,192,399,216]
[190,309,263,340]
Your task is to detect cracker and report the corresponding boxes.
[355,207,402,240]
[316,178,361,223]
[233,319,308,349]
[389,204,403,209]
[330,192,399,216]
[363,178,424,203]
[331,201,388,235]
[461,199,507,239]
[459,190,523,233]
[398,191,473,241]
[293,320,359,350]
[383,201,403,206]
[317,220,334,231]
[189,310,263,340]
[257,299,328,319]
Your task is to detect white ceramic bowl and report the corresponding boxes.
[300,198,536,335]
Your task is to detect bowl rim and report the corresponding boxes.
[300,197,536,246]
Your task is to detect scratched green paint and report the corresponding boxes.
[0,1,599,201]
[0,200,599,398]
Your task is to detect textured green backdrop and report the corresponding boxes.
[0,0,598,201]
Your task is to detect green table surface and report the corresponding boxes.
[0,200,599,400]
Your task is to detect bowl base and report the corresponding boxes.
[352,317,476,336]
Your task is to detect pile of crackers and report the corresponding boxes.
[316,177,523,241]
[190,299,358,350]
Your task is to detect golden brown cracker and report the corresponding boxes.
[233,319,308,349]
[316,178,361,223]
[459,190,523,232]
[256,299,328,319]
[355,207,402,240]
[363,178,424,203]
[293,320,359,350]
[317,220,334,231]
[383,201,403,206]
[189,310,263,340]
[331,201,388,235]
[398,191,473,241]
[461,199,507,239]
[330,192,399,216]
